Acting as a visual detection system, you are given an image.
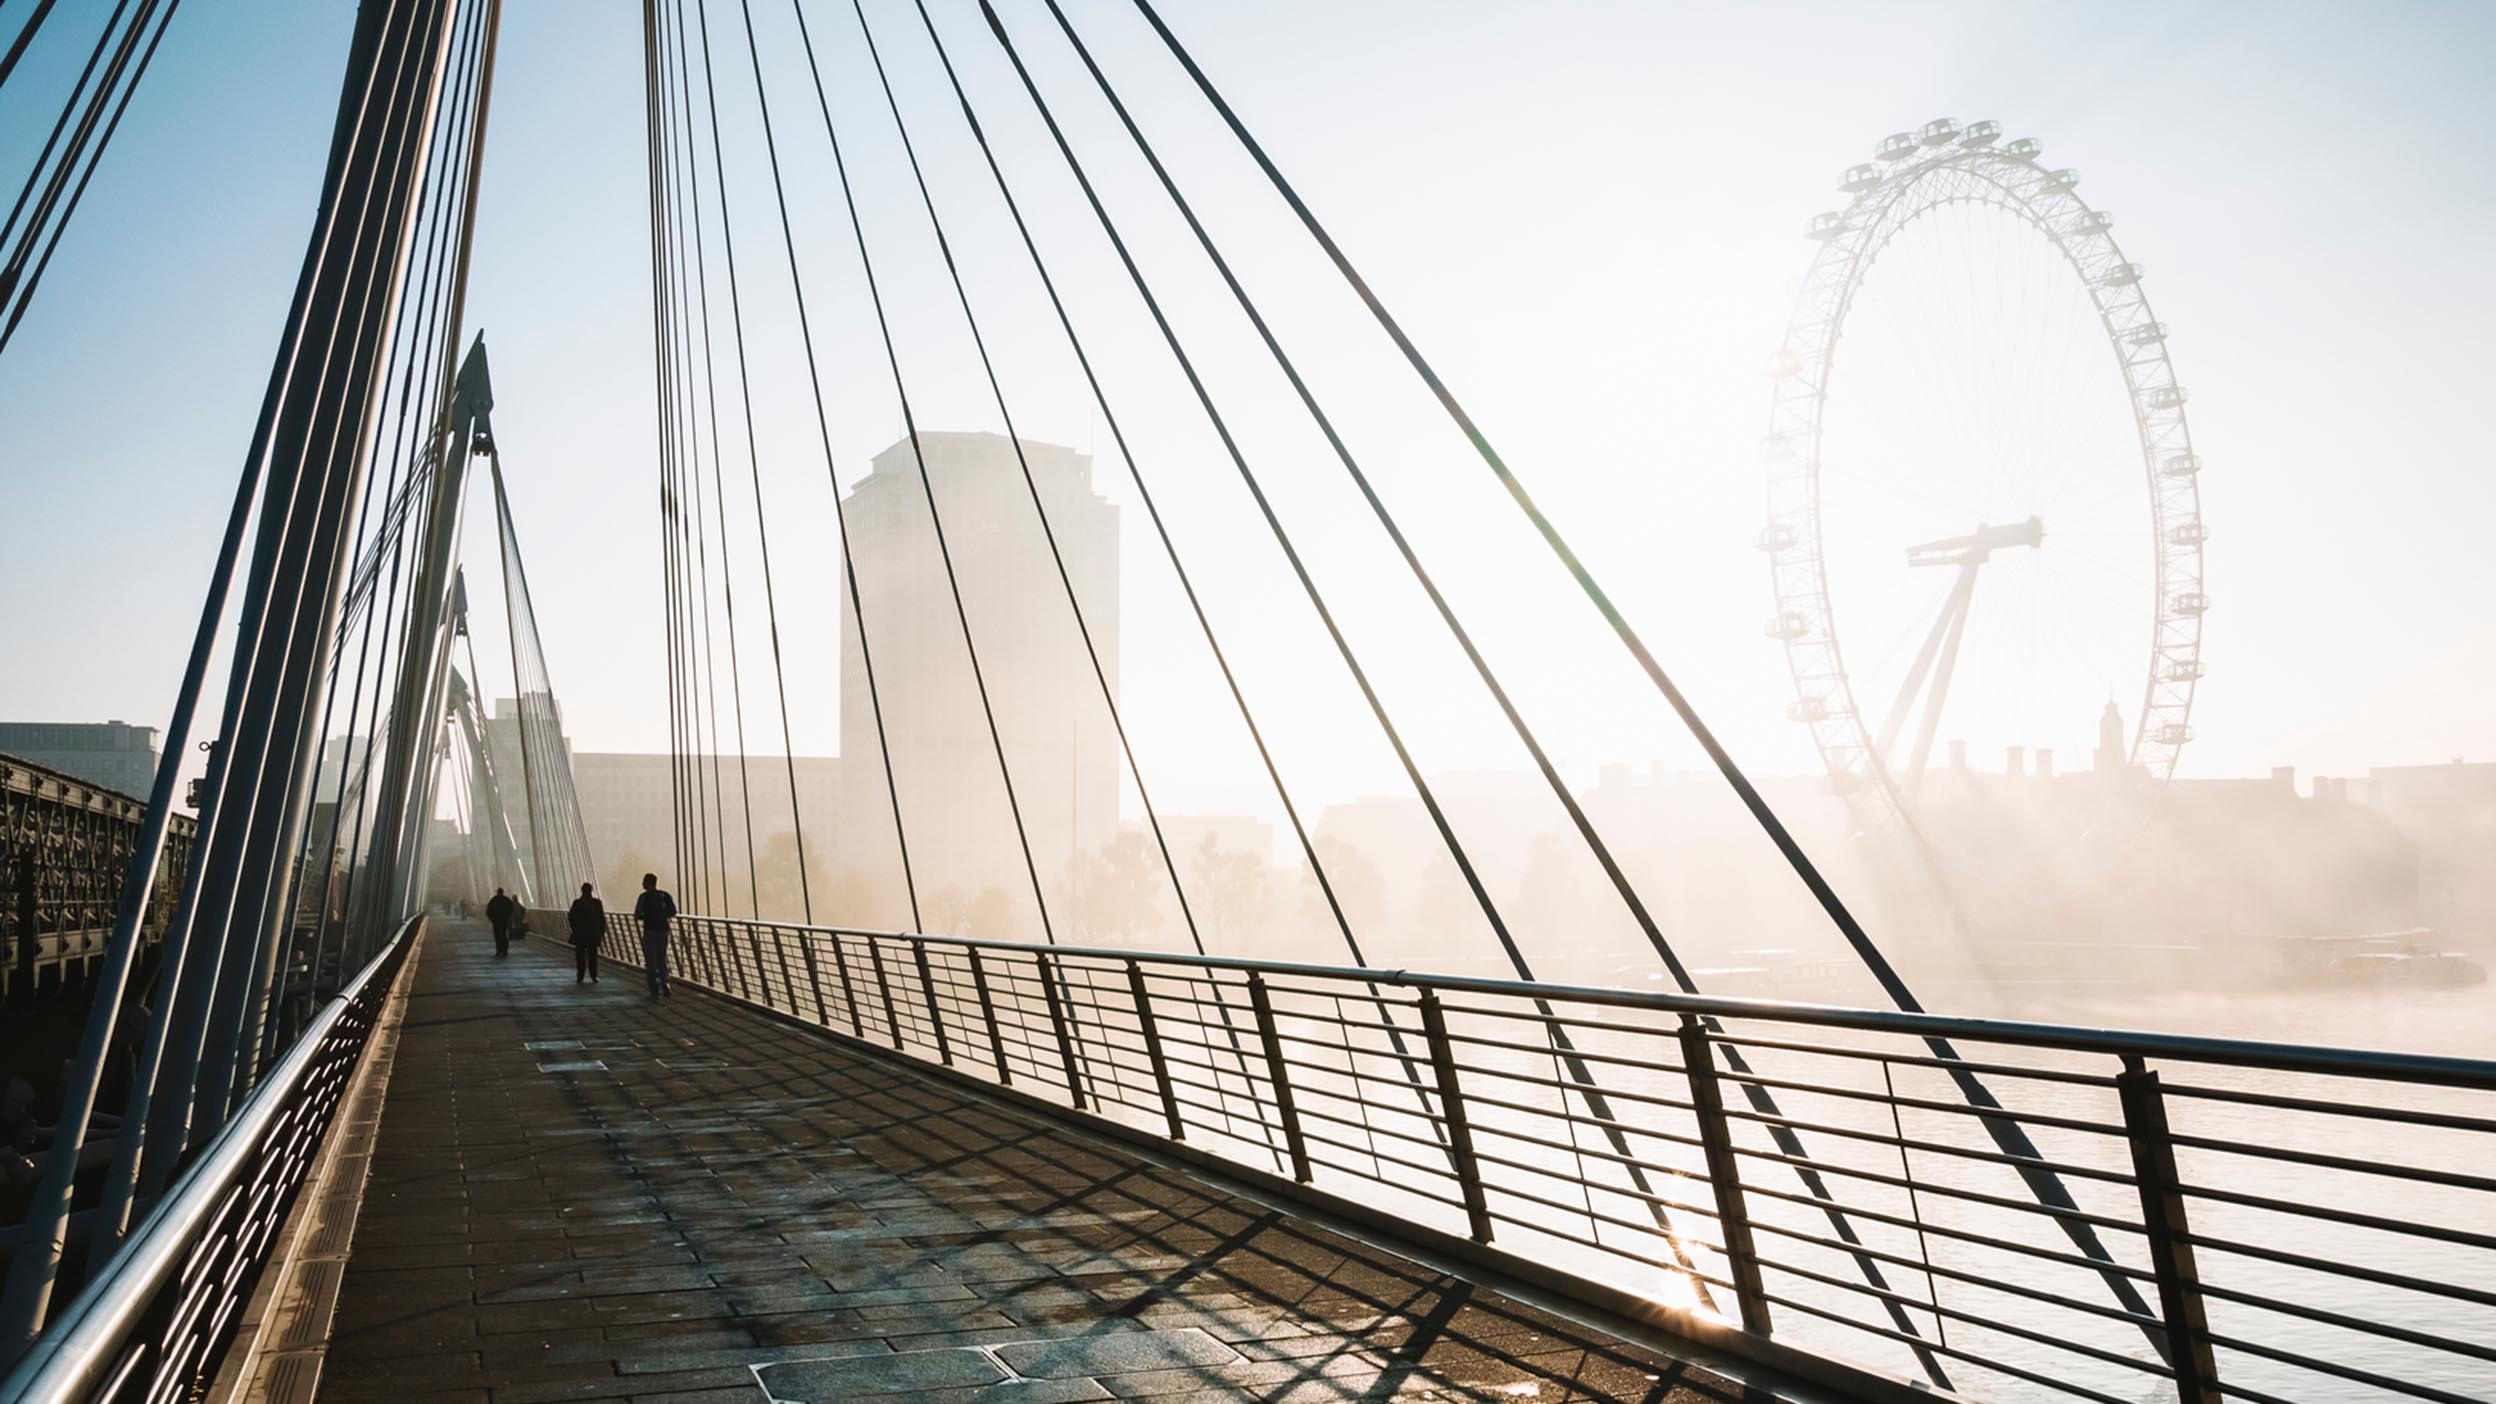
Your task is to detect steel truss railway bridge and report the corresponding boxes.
[2,4,2491,1403]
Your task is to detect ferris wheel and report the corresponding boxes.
[1761,118,2207,846]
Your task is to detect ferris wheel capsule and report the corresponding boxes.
[1840,163,1882,193]
[1875,132,1919,161]
[2146,385,2188,409]
[1959,120,2002,146]
[2099,262,2145,287]
[1805,211,1848,241]
[2161,451,2201,477]
[2004,137,2044,159]
[1919,118,1961,146]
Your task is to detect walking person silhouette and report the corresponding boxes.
[484,886,515,958]
[633,873,677,1000]
[567,882,605,985]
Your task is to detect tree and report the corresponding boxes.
[753,831,830,923]
[1190,834,1276,955]
[1065,831,1167,946]
[1295,837,1388,963]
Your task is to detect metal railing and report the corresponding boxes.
[596,912,2496,1404]
[1,917,418,1404]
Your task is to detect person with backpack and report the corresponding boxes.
[567,882,605,985]
[632,872,677,1000]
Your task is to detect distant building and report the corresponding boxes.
[2365,759,2496,942]
[482,695,573,885]
[0,720,160,798]
[835,432,1119,928]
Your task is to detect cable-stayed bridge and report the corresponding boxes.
[1,4,2492,1403]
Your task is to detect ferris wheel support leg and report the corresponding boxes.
[1905,566,1979,788]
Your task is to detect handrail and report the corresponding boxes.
[633,914,2496,1090]
[595,910,2496,1404]
[1,917,417,1402]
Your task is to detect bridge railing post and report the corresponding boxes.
[968,947,1009,1086]
[1247,972,1311,1183]
[1127,960,1183,1142]
[2118,1056,2221,1404]
[913,939,950,1065]
[1035,952,1086,1111]
[828,930,863,1035]
[868,938,903,1050]
[1680,1016,1773,1336]
[733,919,763,1004]
[795,925,829,1026]
[1416,988,1492,1243]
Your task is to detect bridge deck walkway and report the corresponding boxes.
[315,923,1770,1404]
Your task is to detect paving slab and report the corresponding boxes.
[320,925,1798,1402]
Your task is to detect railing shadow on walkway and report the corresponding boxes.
[316,925,1791,1403]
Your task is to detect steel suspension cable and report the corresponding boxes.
[866,0,1457,1173]
[1027,11,1961,1350]
[114,0,448,1226]
[305,0,491,989]
[1112,0,2155,1348]
[756,0,1064,956]
[0,0,180,354]
[657,8,734,916]
[653,10,715,911]
[641,0,696,908]
[893,0,1356,966]
[1008,0,1950,1359]
[719,0,929,932]
[960,0,1734,1316]
[0,0,63,92]
[188,0,463,1135]
[808,0,1277,1152]
[664,0,761,918]
[687,0,822,924]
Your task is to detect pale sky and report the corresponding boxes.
[4,0,2492,828]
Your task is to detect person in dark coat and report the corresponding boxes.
[632,872,676,1000]
[484,887,516,958]
[567,882,605,985]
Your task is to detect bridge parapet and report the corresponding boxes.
[0,753,193,999]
